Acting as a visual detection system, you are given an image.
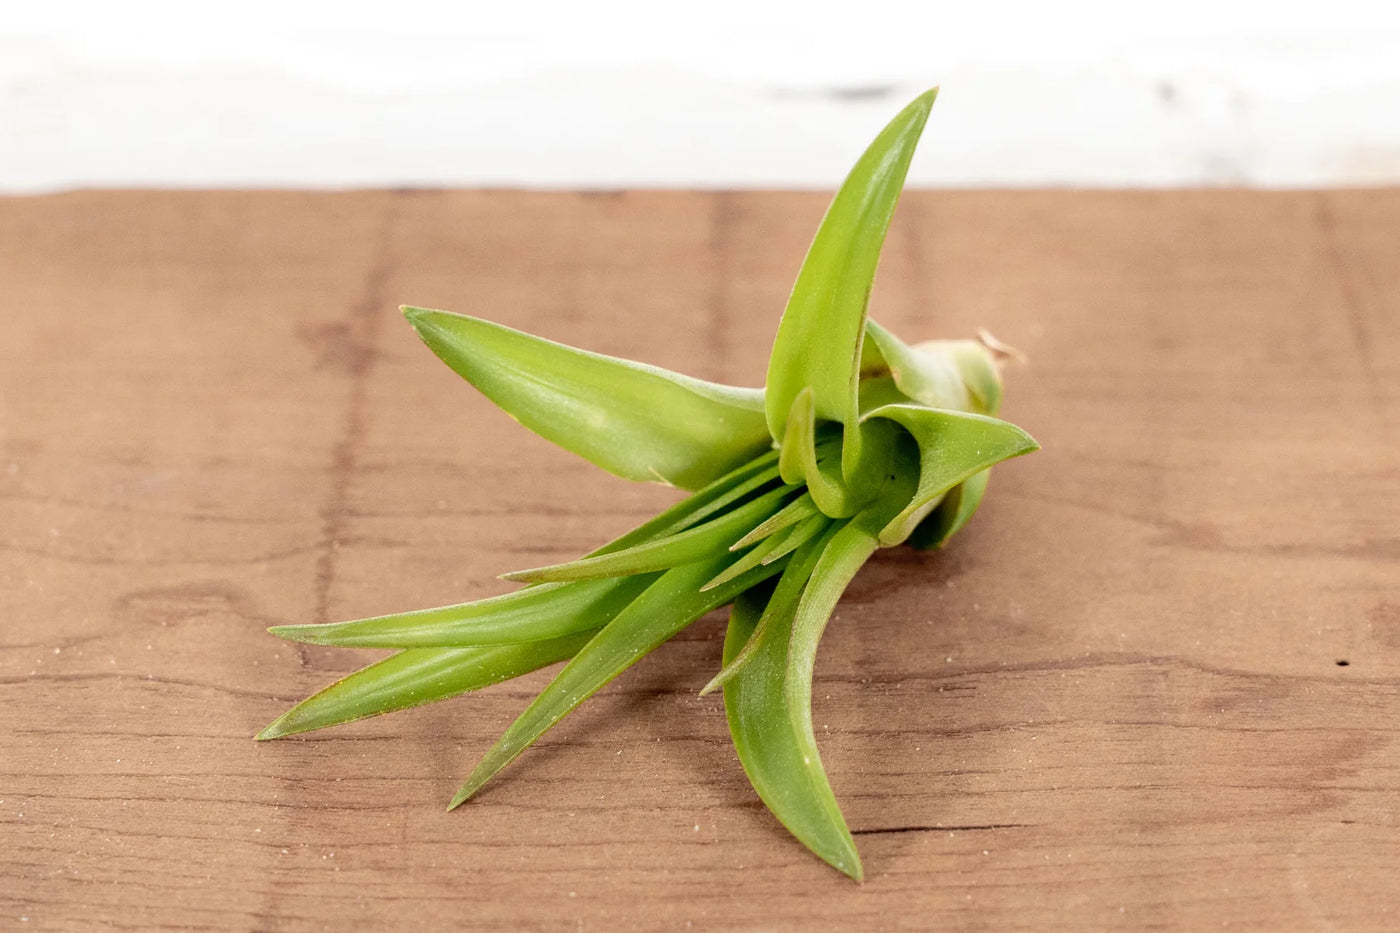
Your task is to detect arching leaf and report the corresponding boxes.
[907,468,991,550]
[863,320,1003,415]
[721,522,871,881]
[864,404,1037,546]
[406,307,771,490]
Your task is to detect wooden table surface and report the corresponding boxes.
[2,189,1398,930]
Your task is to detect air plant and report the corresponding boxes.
[258,88,1038,880]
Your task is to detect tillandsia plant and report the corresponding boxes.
[258,88,1037,880]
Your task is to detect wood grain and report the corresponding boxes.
[2,189,1398,931]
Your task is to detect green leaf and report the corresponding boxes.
[269,452,781,648]
[404,307,772,490]
[255,633,595,740]
[758,512,829,566]
[777,388,862,518]
[863,320,1003,415]
[720,520,872,881]
[449,551,789,808]
[267,575,656,648]
[729,490,818,551]
[602,449,780,547]
[906,468,990,550]
[700,512,825,593]
[500,484,797,584]
[764,89,938,483]
[702,520,835,695]
[783,520,880,719]
[863,404,1038,546]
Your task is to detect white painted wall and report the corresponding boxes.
[4,2,1400,191]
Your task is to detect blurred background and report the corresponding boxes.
[4,1,1400,191]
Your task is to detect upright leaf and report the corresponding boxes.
[764,89,938,482]
[777,388,861,518]
[405,308,771,490]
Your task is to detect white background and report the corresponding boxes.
[5,2,1400,191]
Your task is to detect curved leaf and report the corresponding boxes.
[721,521,870,881]
[907,468,990,550]
[863,403,1038,546]
[764,89,938,482]
[405,307,771,490]
[777,388,861,517]
[863,320,1003,415]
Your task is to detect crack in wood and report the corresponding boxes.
[853,823,1030,835]
[311,193,404,627]
[1313,192,1394,440]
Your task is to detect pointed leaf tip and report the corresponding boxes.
[863,404,1038,546]
[720,523,870,879]
[255,639,594,741]
[450,553,789,808]
[254,722,284,741]
[764,89,938,481]
[267,624,320,644]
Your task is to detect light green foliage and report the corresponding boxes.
[404,308,771,490]
[260,89,1038,880]
[764,89,938,485]
[863,404,1039,546]
[256,635,596,739]
[721,562,861,880]
[908,467,992,550]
